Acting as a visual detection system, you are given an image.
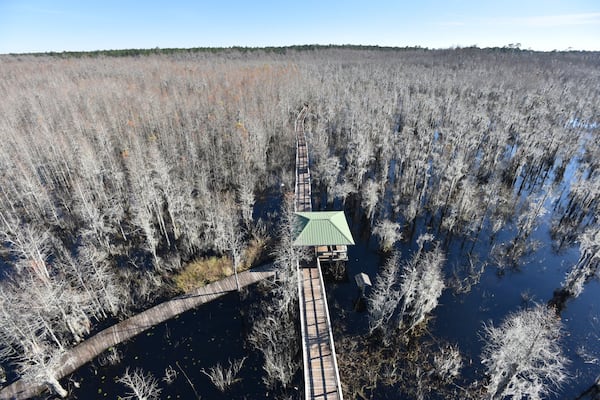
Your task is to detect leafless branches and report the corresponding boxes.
[372,219,402,252]
[368,252,400,338]
[200,357,246,392]
[397,239,446,333]
[367,234,445,343]
[248,195,300,389]
[562,228,600,298]
[117,367,161,400]
[481,304,568,400]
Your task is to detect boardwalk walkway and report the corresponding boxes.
[0,265,275,400]
[295,108,344,400]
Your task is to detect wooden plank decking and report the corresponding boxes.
[295,107,344,400]
[317,245,349,262]
[299,260,343,400]
[0,265,275,400]
[296,124,312,213]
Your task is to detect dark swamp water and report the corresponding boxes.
[23,166,600,399]
[60,207,600,399]
[328,212,600,399]
[65,285,302,400]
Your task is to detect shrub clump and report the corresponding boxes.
[173,256,233,293]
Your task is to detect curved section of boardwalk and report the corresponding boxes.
[295,107,343,400]
[0,265,275,400]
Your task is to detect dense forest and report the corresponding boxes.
[0,47,599,399]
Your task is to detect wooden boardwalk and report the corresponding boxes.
[295,116,312,213]
[0,265,275,400]
[295,107,344,400]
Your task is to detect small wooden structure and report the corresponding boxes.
[354,272,372,291]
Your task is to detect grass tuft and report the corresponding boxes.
[241,236,268,272]
[172,232,269,293]
[173,256,233,293]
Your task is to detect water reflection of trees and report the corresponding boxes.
[550,228,600,313]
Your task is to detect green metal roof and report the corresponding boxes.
[293,211,355,246]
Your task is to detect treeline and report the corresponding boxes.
[0,48,598,397]
[6,44,423,58]
[7,43,596,59]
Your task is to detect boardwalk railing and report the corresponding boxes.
[294,109,312,213]
[297,257,311,399]
[294,106,344,400]
[315,257,344,399]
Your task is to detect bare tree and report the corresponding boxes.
[361,179,381,222]
[248,313,299,389]
[397,235,446,332]
[0,221,53,284]
[211,194,246,291]
[117,367,161,400]
[0,47,598,400]
[481,304,568,400]
[0,281,69,397]
[367,252,400,340]
[313,155,341,204]
[432,344,463,383]
[19,344,68,398]
[562,228,600,298]
[372,218,402,252]
[237,175,256,228]
[502,194,549,267]
[550,227,600,312]
[367,234,445,340]
[248,195,300,389]
[201,357,246,392]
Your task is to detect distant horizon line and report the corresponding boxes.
[2,43,598,57]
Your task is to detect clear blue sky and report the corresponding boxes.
[0,0,598,53]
